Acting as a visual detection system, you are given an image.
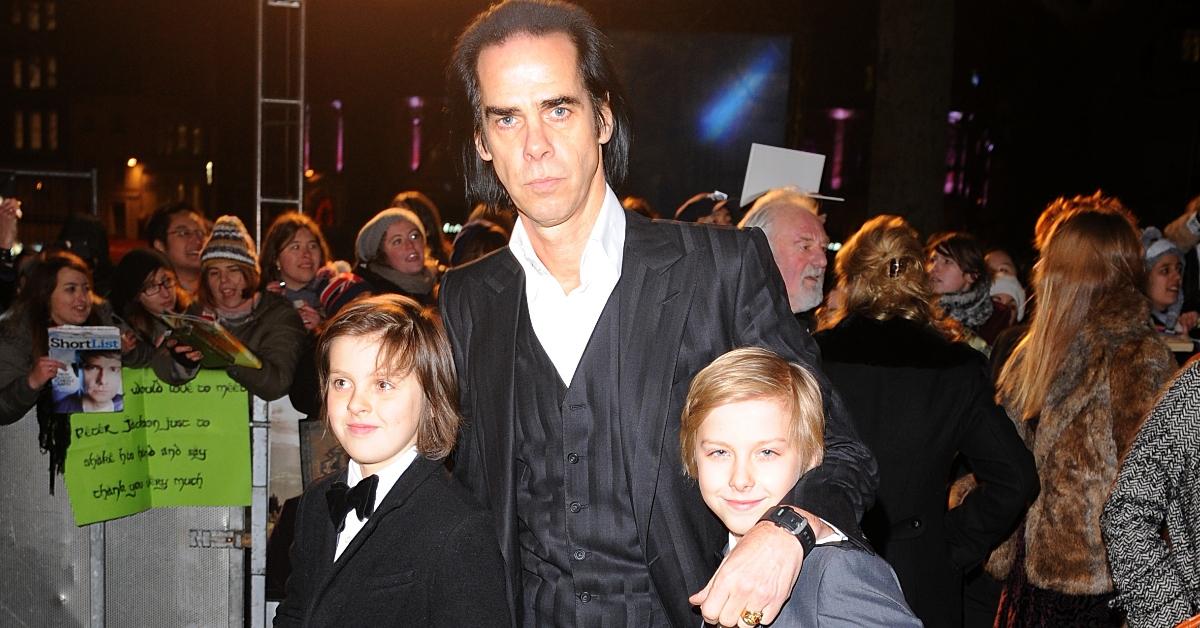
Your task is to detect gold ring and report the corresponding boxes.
[741,609,764,626]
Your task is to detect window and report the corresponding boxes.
[47,110,57,150]
[192,127,202,155]
[29,111,41,150]
[44,0,54,30]
[177,124,188,152]
[10,2,20,25]
[11,57,21,89]
[46,55,55,88]
[13,111,24,150]
[27,55,40,89]
[27,0,39,31]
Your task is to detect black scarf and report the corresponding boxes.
[35,390,69,494]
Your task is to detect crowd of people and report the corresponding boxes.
[2,0,1200,626]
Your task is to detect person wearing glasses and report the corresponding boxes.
[107,248,201,382]
[146,201,210,296]
[322,205,440,317]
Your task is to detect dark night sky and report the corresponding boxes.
[9,0,1199,265]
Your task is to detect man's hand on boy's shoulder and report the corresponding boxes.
[690,507,829,627]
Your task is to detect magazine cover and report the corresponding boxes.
[159,313,262,369]
[48,325,124,414]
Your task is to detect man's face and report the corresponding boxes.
[83,354,121,404]
[473,33,612,232]
[764,210,830,314]
[156,212,207,274]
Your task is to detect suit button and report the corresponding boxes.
[579,592,592,603]
[568,501,583,513]
[567,452,580,464]
[572,549,586,560]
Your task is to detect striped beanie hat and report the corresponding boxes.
[201,215,258,271]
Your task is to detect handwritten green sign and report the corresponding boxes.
[65,368,251,525]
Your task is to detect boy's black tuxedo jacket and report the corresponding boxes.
[273,456,511,627]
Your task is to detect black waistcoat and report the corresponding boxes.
[513,291,669,628]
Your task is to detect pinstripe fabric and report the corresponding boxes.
[513,294,666,628]
[1103,360,1200,627]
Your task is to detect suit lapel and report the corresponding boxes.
[304,470,346,618]
[312,457,441,604]
[617,215,694,542]
[470,250,524,568]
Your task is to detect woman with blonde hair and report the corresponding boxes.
[815,215,1038,627]
[989,196,1175,626]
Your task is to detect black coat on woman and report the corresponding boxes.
[815,315,1039,627]
[274,456,511,627]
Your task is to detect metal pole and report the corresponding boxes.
[89,523,105,627]
[255,0,264,249]
[297,1,306,215]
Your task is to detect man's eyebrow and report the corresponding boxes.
[541,96,581,109]
[484,105,519,118]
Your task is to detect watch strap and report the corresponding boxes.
[760,506,817,555]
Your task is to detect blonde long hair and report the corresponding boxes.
[819,214,960,340]
[997,194,1142,420]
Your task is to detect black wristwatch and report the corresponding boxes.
[760,506,817,555]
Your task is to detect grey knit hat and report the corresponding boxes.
[201,215,259,271]
[355,206,426,264]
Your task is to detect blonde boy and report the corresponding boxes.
[681,347,919,627]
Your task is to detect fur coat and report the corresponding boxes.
[986,288,1175,595]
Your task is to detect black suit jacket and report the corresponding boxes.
[439,213,878,627]
[815,316,1039,627]
[273,456,510,627]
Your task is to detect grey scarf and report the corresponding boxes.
[366,261,435,296]
[938,279,994,330]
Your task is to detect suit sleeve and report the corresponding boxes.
[430,510,513,628]
[1102,367,1200,628]
[273,491,312,627]
[439,272,485,499]
[812,549,923,628]
[943,366,1039,570]
[736,228,878,536]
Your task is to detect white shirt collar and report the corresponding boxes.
[508,184,626,296]
[345,445,419,505]
[335,446,420,561]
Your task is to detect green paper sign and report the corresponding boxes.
[65,368,251,526]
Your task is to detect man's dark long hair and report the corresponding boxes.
[448,0,632,208]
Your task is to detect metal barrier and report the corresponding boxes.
[0,405,253,627]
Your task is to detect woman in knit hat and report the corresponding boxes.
[1141,227,1198,334]
[322,204,440,316]
[170,215,306,402]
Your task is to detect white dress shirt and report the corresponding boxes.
[334,446,420,561]
[508,185,626,386]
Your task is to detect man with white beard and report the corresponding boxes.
[739,188,831,332]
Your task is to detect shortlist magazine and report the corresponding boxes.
[49,325,124,414]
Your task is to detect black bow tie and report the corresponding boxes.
[326,474,379,533]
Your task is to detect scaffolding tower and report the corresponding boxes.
[254,1,305,627]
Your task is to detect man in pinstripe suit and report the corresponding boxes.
[439,2,878,626]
